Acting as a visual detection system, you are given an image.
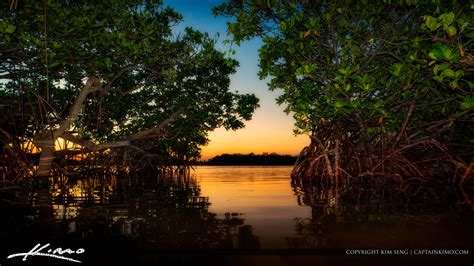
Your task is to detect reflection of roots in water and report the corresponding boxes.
[288,180,474,248]
[16,172,262,250]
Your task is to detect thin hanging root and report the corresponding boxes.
[389,160,411,178]
[431,139,465,164]
[338,167,353,179]
[459,186,474,211]
[291,117,470,188]
[460,161,474,186]
[308,153,324,168]
[307,154,325,180]
[394,153,425,178]
[323,152,334,180]
[389,173,404,189]
[334,137,340,187]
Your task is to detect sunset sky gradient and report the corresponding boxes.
[167,0,309,160]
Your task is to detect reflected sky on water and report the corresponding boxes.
[195,166,311,248]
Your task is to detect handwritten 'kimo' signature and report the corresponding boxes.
[7,243,85,263]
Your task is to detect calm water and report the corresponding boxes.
[196,166,311,248]
[195,166,474,249]
[0,166,473,265]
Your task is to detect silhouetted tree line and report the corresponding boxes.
[204,153,297,166]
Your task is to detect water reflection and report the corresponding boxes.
[289,179,474,249]
[0,173,260,252]
[0,166,472,264]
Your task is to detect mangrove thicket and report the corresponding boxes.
[214,1,473,187]
[0,0,259,181]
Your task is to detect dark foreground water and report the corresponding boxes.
[0,166,472,266]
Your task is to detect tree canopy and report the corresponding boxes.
[0,0,259,177]
[214,1,473,185]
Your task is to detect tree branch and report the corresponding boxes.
[130,108,184,141]
[60,108,185,153]
[53,76,100,139]
[390,101,415,151]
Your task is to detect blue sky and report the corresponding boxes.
[165,0,309,159]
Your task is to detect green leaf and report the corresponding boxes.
[430,44,460,62]
[454,70,464,79]
[104,57,111,66]
[48,62,61,69]
[439,12,455,26]
[52,41,61,49]
[467,81,474,89]
[460,96,474,110]
[303,64,315,74]
[408,51,418,61]
[442,48,460,61]
[344,84,351,92]
[390,63,404,77]
[5,25,16,33]
[442,68,455,78]
[428,46,444,60]
[425,16,439,31]
[433,63,449,75]
[446,26,457,36]
[449,80,458,89]
[374,100,384,110]
[339,67,348,75]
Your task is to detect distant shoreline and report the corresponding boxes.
[194,163,295,166]
[197,153,297,166]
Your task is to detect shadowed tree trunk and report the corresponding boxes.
[35,140,55,177]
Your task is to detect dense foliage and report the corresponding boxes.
[0,0,259,178]
[215,1,473,186]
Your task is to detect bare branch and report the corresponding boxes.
[130,108,184,141]
[53,76,100,139]
[390,101,415,151]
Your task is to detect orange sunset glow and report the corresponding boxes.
[200,108,309,160]
[169,2,311,161]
